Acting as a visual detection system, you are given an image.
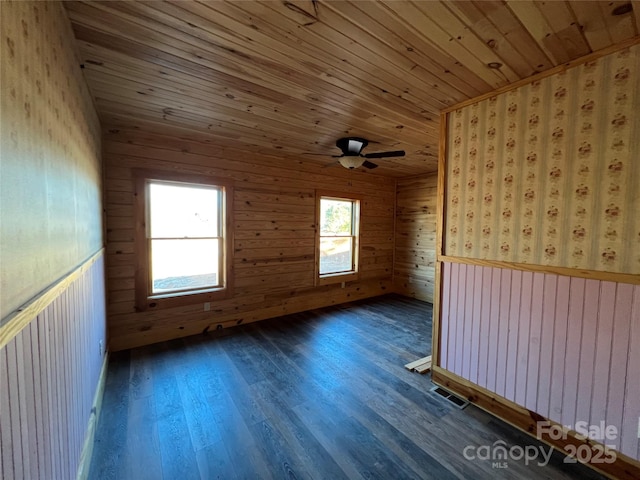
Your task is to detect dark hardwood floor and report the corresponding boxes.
[90,294,604,480]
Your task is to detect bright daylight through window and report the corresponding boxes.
[147,181,223,295]
[318,197,359,276]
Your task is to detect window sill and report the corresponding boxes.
[317,271,359,286]
[136,287,232,311]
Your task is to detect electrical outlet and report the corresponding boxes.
[341,281,345,288]
[204,302,211,312]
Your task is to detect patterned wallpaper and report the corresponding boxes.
[445,45,640,274]
[0,2,102,318]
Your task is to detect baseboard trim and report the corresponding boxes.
[76,352,109,480]
[109,280,394,351]
[431,367,640,480]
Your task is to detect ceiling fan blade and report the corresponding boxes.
[322,159,341,168]
[362,160,378,169]
[302,152,343,159]
[363,150,405,159]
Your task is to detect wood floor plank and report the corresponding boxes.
[212,393,274,480]
[128,347,154,400]
[89,294,605,480]
[324,393,459,480]
[124,396,162,480]
[195,440,236,480]
[248,381,349,480]
[148,343,201,479]
[156,409,200,480]
[175,366,224,451]
[88,351,130,480]
[291,400,364,480]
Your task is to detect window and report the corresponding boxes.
[134,170,233,310]
[316,193,360,285]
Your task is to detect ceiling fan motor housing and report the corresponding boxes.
[336,137,368,156]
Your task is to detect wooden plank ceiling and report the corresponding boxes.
[65,1,640,177]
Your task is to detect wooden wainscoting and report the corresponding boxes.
[435,260,640,478]
[0,253,107,480]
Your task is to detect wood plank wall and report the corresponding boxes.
[0,254,107,480]
[440,261,640,461]
[393,175,437,303]
[103,128,396,351]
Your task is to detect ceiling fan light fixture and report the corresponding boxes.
[339,157,366,169]
[330,137,404,169]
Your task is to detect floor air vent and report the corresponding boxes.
[430,386,469,409]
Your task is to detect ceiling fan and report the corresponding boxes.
[308,137,405,169]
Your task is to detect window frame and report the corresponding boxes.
[133,169,234,311]
[315,191,361,286]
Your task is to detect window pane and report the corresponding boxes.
[151,239,220,293]
[320,199,353,236]
[149,182,219,238]
[319,237,353,275]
